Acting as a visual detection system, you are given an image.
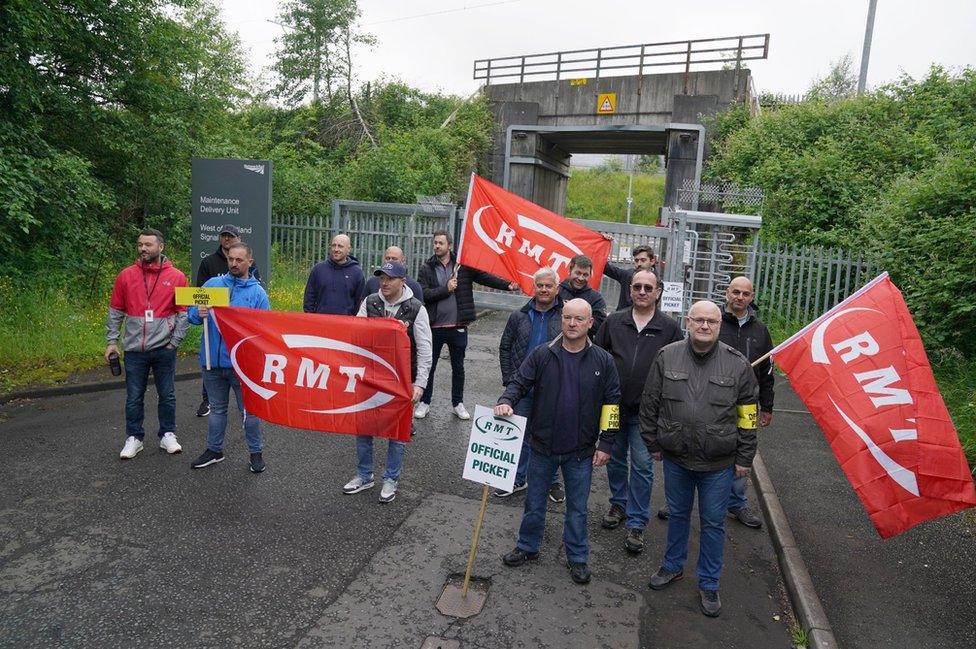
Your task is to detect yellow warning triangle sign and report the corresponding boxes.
[600,97,613,111]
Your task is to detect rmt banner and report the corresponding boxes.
[458,174,612,295]
[211,307,413,441]
[771,273,976,538]
[191,158,272,285]
[462,405,527,492]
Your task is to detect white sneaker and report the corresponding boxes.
[453,403,471,420]
[379,479,398,503]
[120,436,143,459]
[158,432,182,454]
[343,475,375,494]
[414,402,430,419]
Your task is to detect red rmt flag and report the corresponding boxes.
[212,307,414,442]
[457,173,613,295]
[771,273,976,538]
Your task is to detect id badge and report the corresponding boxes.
[144,309,154,322]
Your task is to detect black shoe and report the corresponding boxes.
[700,589,722,617]
[494,482,527,498]
[624,528,645,554]
[648,566,683,590]
[502,548,539,567]
[729,506,763,529]
[657,505,670,520]
[567,561,591,585]
[191,449,224,469]
[601,504,626,529]
[249,452,265,473]
[195,399,210,417]
[548,482,565,503]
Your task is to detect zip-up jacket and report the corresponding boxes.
[418,252,511,327]
[558,279,607,339]
[718,307,775,412]
[106,257,188,352]
[640,338,759,471]
[303,255,366,315]
[498,335,621,458]
[196,246,261,286]
[357,285,433,390]
[499,296,564,385]
[594,307,683,414]
[603,264,636,311]
[188,273,270,368]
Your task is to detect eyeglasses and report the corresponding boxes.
[688,317,721,328]
[631,283,657,293]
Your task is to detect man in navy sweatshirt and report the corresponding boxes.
[303,234,365,316]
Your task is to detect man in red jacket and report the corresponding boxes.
[105,229,188,460]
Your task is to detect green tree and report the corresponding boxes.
[807,54,857,101]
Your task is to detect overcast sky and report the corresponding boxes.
[221,0,975,98]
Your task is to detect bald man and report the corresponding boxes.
[364,246,423,303]
[303,234,366,315]
[495,298,621,586]
[640,300,759,617]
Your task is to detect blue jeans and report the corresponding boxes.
[201,367,262,453]
[661,458,734,590]
[516,451,594,564]
[422,327,467,406]
[123,347,177,439]
[607,413,653,529]
[513,391,535,486]
[728,474,749,511]
[356,436,405,482]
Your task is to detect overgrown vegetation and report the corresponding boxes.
[566,167,665,225]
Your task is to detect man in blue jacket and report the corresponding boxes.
[303,234,365,315]
[495,298,621,586]
[187,243,271,474]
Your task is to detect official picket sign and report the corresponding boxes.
[175,287,230,307]
[462,405,526,492]
[661,282,684,313]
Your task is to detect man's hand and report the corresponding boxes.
[592,450,610,467]
[412,386,423,403]
[494,403,513,417]
[447,277,458,293]
[734,464,751,478]
[760,411,773,427]
[198,305,210,318]
[652,452,662,461]
[104,344,119,363]
[507,282,520,291]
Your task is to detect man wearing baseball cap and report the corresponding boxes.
[347,261,432,503]
[193,224,262,417]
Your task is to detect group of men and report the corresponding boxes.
[105,224,776,617]
[493,257,775,618]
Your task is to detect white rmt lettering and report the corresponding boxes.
[832,331,880,364]
[296,358,331,389]
[494,223,516,247]
[338,366,365,392]
[547,251,572,273]
[853,366,913,408]
[262,354,287,384]
[518,239,545,263]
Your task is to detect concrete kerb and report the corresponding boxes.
[752,453,839,649]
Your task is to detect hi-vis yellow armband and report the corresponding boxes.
[600,405,620,431]
[737,403,758,429]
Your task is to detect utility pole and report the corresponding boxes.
[625,154,634,224]
[858,0,878,94]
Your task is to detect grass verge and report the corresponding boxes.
[566,169,665,225]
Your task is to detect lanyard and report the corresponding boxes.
[142,261,162,309]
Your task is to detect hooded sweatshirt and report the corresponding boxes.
[356,284,433,390]
[106,256,188,352]
[303,255,366,316]
[187,273,271,369]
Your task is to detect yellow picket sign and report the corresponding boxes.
[175,287,230,307]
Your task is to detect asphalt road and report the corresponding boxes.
[1,310,794,648]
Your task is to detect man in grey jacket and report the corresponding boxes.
[640,300,758,618]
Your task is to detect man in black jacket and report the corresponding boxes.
[416,229,517,421]
[594,270,682,553]
[495,298,621,586]
[495,267,563,497]
[603,244,657,311]
[558,255,607,339]
[718,276,774,529]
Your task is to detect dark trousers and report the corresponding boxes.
[421,327,467,406]
[123,347,177,439]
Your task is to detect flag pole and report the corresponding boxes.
[751,350,772,368]
[461,484,490,598]
[203,313,211,371]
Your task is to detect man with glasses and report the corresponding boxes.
[640,300,758,618]
[594,270,682,554]
[603,244,658,311]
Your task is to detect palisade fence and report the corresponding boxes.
[755,241,878,324]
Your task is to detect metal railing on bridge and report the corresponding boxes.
[473,33,769,90]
